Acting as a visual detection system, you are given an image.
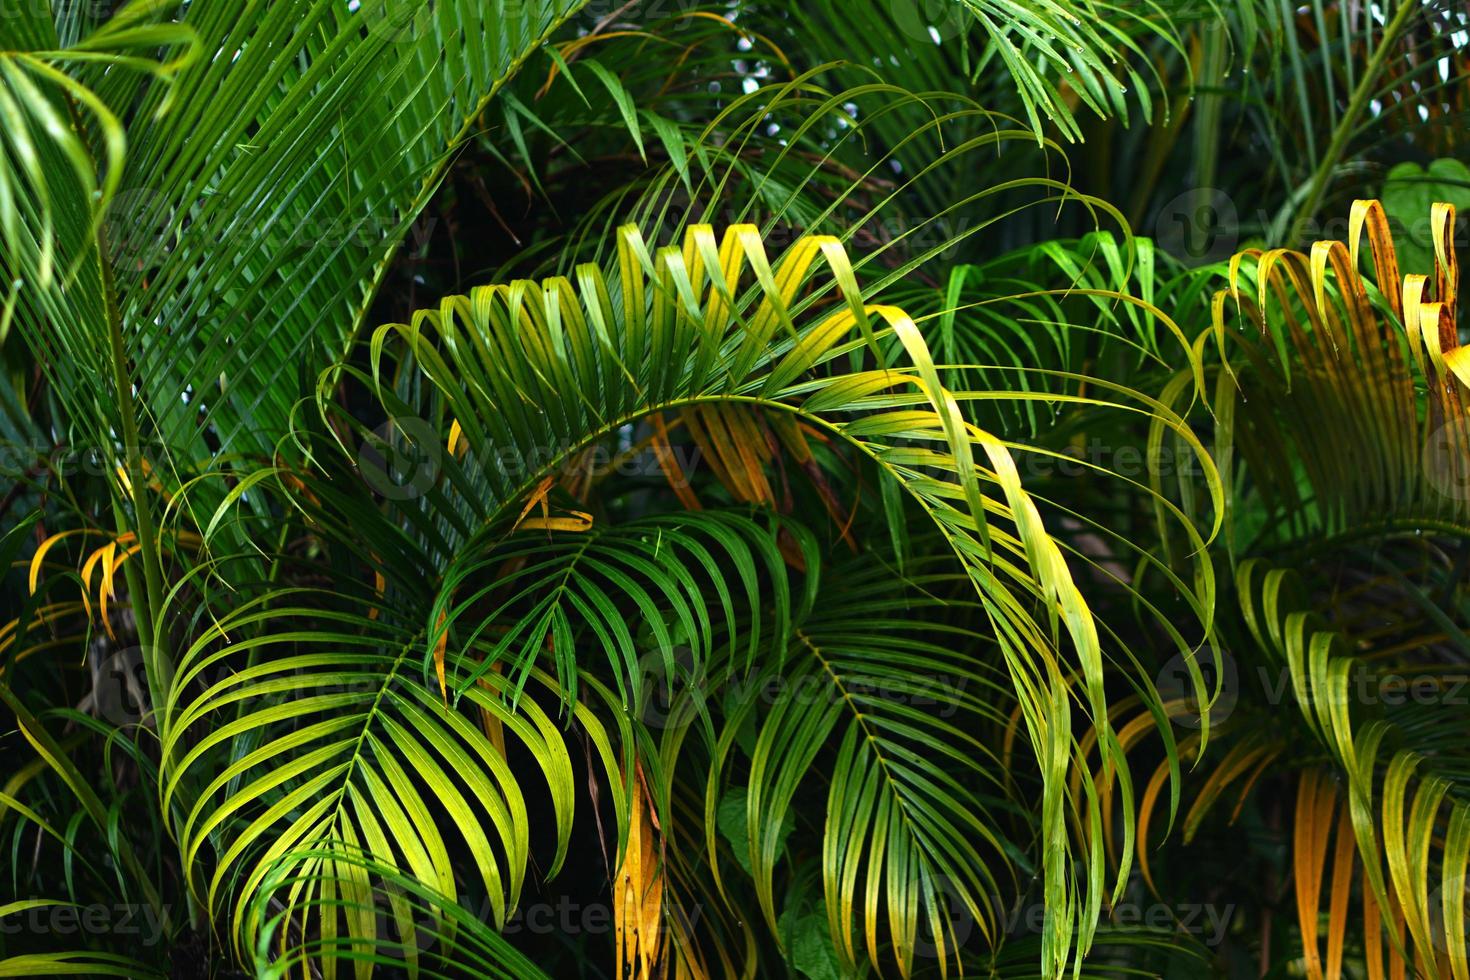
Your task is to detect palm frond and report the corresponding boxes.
[1209,199,1469,542]
[1236,558,1470,980]
[253,219,1221,974]
[707,561,1018,975]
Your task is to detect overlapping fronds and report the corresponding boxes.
[1236,560,1470,980]
[1125,201,1470,977]
[210,220,1220,976]
[1206,199,1469,541]
[1,2,606,825]
[705,563,1017,976]
[3,0,590,488]
[11,2,1446,976]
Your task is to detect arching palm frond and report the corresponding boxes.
[177,219,1221,975]
[1211,199,1469,544]
[1126,200,1470,979]
[159,570,604,960]
[765,0,1187,144]
[1235,559,1470,980]
[705,561,1020,976]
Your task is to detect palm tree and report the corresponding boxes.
[0,1,1465,978]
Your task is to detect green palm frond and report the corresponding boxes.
[111,0,589,461]
[707,562,1018,975]
[768,0,1184,143]
[162,597,596,967]
[202,219,1220,975]
[1208,199,1470,543]
[1236,558,1470,980]
[430,511,808,712]
[3,0,590,493]
[250,847,555,980]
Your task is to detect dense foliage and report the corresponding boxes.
[1,1,1468,977]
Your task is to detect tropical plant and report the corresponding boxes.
[1,1,1467,979]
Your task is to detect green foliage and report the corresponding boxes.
[2,1,1468,978]
[1382,159,1470,278]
